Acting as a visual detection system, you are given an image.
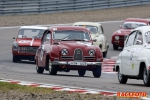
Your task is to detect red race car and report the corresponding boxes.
[111,18,150,50]
[35,26,103,78]
[12,26,48,63]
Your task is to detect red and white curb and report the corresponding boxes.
[0,78,150,99]
[0,78,117,96]
[102,57,117,73]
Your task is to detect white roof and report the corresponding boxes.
[73,22,101,26]
[134,26,150,33]
[20,26,48,30]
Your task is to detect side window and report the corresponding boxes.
[42,31,51,44]
[126,31,137,46]
[134,31,143,45]
[100,26,104,34]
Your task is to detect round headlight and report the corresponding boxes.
[89,49,95,56]
[61,49,68,55]
[115,36,119,40]
[13,43,18,51]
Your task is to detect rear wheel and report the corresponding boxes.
[113,44,118,50]
[78,69,86,77]
[36,65,44,74]
[118,68,128,84]
[103,50,107,58]
[143,67,150,87]
[92,65,101,78]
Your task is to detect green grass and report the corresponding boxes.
[0,81,55,94]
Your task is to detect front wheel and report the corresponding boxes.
[92,65,101,78]
[36,65,44,74]
[113,44,118,50]
[49,60,58,75]
[143,67,150,87]
[118,68,128,84]
[78,69,86,77]
[13,55,18,62]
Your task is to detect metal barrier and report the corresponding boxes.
[0,0,150,15]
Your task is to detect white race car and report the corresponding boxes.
[113,26,150,86]
[73,22,109,57]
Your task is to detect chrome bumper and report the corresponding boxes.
[52,61,102,66]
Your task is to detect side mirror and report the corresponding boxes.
[92,39,97,42]
[13,36,16,39]
[119,25,122,28]
[136,40,142,45]
[95,34,99,37]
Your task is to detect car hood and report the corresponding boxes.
[115,29,134,35]
[56,41,97,55]
[16,38,41,46]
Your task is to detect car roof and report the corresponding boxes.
[73,22,101,26]
[20,26,48,30]
[124,18,150,23]
[134,26,150,33]
[49,26,89,31]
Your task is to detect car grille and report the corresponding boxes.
[84,56,95,60]
[19,46,38,54]
[61,56,95,61]
[74,49,83,61]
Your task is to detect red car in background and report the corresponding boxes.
[12,26,47,63]
[111,18,150,50]
[35,26,103,78]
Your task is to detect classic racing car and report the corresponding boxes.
[73,22,109,57]
[12,26,47,63]
[113,26,150,86]
[111,18,150,50]
[35,26,103,78]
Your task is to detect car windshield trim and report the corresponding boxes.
[18,28,45,39]
[122,22,147,29]
[53,30,91,41]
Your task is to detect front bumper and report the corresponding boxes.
[52,61,102,66]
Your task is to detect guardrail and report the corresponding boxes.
[0,0,150,15]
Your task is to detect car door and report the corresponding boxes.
[38,30,51,67]
[130,31,143,75]
[121,31,137,75]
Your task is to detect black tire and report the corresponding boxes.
[113,44,118,50]
[13,55,17,62]
[103,50,107,58]
[78,69,86,77]
[143,67,150,87]
[118,68,128,84]
[92,65,101,78]
[36,65,44,74]
[49,63,58,75]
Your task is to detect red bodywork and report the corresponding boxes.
[111,18,150,47]
[35,26,103,71]
[12,32,42,61]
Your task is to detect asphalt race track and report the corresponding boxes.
[0,21,150,96]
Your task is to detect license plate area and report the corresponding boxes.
[69,61,87,66]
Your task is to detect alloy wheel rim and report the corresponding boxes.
[119,70,122,80]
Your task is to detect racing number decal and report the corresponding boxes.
[40,46,44,61]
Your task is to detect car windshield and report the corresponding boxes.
[18,28,45,38]
[122,22,147,29]
[53,30,90,41]
[145,31,150,44]
[75,25,98,34]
